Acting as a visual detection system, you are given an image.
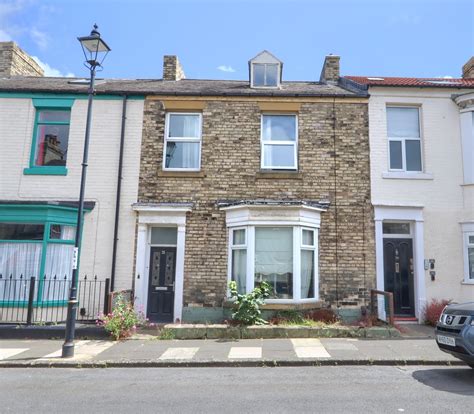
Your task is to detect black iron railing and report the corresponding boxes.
[0,274,110,325]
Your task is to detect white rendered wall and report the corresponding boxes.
[0,97,144,290]
[369,87,474,304]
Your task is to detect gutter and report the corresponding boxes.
[110,95,128,292]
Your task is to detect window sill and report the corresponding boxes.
[461,280,474,285]
[256,170,302,180]
[158,170,205,178]
[23,166,68,176]
[382,171,433,180]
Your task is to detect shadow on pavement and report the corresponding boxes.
[412,367,474,396]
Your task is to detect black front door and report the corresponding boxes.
[383,238,415,316]
[147,247,176,323]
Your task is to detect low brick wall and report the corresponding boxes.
[159,324,400,340]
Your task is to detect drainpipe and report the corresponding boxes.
[332,97,339,309]
[110,95,128,292]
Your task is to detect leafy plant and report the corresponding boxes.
[228,280,271,326]
[97,294,144,340]
[424,299,450,327]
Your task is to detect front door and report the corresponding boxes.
[383,238,415,316]
[147,247,176,323]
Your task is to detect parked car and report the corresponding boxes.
[436,302,474,368]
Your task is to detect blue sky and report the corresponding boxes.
[0,0,472,80]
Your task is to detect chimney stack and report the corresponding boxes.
[320,54,340,84]
[462,57,474,79]
[163,55,185,81]
[0,42,44,77]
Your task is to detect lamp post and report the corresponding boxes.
[62,25,111,358]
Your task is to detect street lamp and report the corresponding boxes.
[62,24,111,358]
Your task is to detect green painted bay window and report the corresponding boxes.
[23,98,74,176]
[0,204,81,306]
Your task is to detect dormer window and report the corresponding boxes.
[249,50,282,89]
[253,64,278,87]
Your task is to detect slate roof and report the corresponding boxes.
[0,76,367,97]
[344,76,474,89]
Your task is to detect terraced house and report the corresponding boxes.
[133,51,375,323]
[0,42,145,322]
[344,57,474,321]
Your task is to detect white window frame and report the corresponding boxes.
[227,225,319,303]
[251,63,280,88]
[163,112,202,171]
[463,231,474,283]
[228,227,248,294]
[386,106,423,173]
[260,114,298,170]
[300,227,318,299]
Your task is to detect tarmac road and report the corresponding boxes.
[0,366,473,413]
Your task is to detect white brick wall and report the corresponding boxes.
[369,87,474,303]
[0,97,144,290]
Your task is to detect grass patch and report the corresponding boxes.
[157,328,175,340]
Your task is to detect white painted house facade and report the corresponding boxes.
[0,44,145,318]
[346,62,474,321]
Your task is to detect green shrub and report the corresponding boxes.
[228,280,271,326]
[424,299,450,327]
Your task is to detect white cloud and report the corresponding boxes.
[0,1,52,49]
[217,65,236,73]
[30,27,49,50]
[32,56,74,78]
[0,0,26,40]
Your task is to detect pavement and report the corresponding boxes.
[0,335,466,367]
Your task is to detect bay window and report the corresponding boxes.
[386,106,422,172]
[164,113,202,170]
[0,204,83,305]
[261,114,297,170]
[227,220,320,303]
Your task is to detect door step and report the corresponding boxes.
[394,316,418,324]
